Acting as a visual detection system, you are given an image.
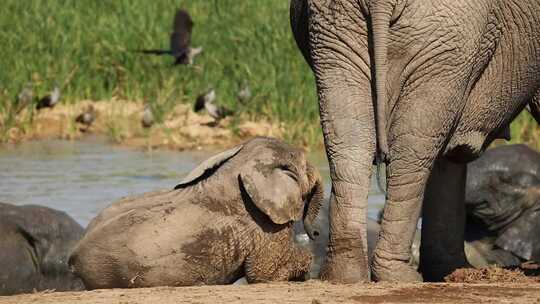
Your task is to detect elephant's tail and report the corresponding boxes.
[370,2,393,165]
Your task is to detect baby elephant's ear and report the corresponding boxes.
[175,145,243,189]
[240,166,303,224]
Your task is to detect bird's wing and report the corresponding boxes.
[169,33,189,56]
[75,113,85,123]
[36,96,51,110]
[170,9,193,55]
[137,49,171,55]
[194,95,206,112]
[50,86,60,103]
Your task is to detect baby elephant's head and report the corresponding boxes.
[175,137,324,237]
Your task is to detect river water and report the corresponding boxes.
[0,138,384,227]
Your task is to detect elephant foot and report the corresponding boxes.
[319,254,370,283]
[371,258,423,282]
[419,259,472,282]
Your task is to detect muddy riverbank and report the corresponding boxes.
[1,99,285,151]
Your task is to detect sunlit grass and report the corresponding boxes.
[0,1,536,149]
[509,112,540,150]
[0,0,321,146]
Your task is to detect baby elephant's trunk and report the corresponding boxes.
[303,164,324,240]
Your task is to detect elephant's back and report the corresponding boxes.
[127,203,246,286]
[85,190,174,232]
[469,145,540,178]
[466,144,540,200]
[0,221,40,295]
[71,200,224,288]
[464,144,540,233]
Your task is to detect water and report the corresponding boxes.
[0,139,384,227]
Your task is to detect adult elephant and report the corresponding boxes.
[0,202,85,295]
[290,0,540,282]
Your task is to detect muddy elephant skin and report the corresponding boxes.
[69,137,325,289]
[0,202,84,295]
[466,144,540,263]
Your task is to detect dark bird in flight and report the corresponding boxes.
[36,84,61,110]
[138,9,202,65]
[194,89,233,122]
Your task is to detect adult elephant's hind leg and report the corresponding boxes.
[371,144,432,282]
[316,86,376,283]
[419,157,470,281]
[371,87,459,282]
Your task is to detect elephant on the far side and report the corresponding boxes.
[464,144,540,266]
[0,202,84,295]
[411,144,540,270]
[69,137,324,289]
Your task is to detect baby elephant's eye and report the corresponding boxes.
[279,165,298,182]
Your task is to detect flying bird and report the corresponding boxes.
[194,89,233,122]
[138,9,203,65]
[36,84,61,110]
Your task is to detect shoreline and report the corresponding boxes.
[0,99,288,152]
[1,98,538,154]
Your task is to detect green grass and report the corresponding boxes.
[0,0,537,149]
[509,112,540,150]
[0,0,321,146]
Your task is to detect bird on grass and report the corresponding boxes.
[14,83,33,114]
[141,104,154,128]
[236,81,252,104]
[75,105,96,131]
[36,84,61,110]
[138,9,203,65]
[194,89,233,122]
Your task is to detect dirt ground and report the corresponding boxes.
[1,281,540,304]
[1,99,284,151]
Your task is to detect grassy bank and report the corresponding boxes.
[0,0,321,146]
[0,0,538,149]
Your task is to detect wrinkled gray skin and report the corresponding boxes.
[291,0,540,282]
[300,197,509,279]
[408,144,540,269]
[307,144,540,276]
[0,202,84,295]
[465,144,540,265]
[69,137,324,289]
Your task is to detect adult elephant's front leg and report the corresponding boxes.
[316,75,376,283]
[419,157,470,281]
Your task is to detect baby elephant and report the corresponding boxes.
[0,202,84,295]
[69,137,324,289]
